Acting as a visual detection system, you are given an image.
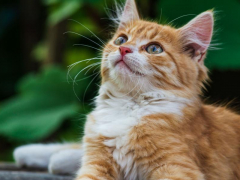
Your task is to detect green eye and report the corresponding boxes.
[114,36,127,45]
[146,44,163,54]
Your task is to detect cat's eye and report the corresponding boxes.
[146,44,163,54]
[114,36,128,45]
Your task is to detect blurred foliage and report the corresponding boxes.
[0,0,240,161]
[43,0,82,25]
[159,0,240,69]
[0,67,82,141]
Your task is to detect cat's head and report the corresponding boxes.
[101,0,214,97]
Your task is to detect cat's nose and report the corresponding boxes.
[119,46,132,56]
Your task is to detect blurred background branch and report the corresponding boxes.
[0,0,239,162]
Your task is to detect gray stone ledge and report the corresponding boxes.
[0,171,73,180]
[0,163,45,172]
[0,163,73,180]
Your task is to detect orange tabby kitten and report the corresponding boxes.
[14,0,240,179]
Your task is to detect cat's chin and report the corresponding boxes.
[114,61,145,77]
[115,60,132,71]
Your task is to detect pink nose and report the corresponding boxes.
[119,46,132,56]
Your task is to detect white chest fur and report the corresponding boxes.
[90,88,189,180]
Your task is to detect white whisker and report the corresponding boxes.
[64,31,105,49]
[73,44,103,52]
[73,62,101,85]
[84,63,101,75]
[82,71,101,110]
[167,14,196,26]
[67,57,103,83]
[68,19,106,46]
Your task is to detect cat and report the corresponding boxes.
[14,0,240,179]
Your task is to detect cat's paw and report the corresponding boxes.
[14,144,67,169]
[75,177,96,180]
[48,149,83,175]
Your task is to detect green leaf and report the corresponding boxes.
[0,66,84,142]
[31,41,48,62]
[48,1,82,25]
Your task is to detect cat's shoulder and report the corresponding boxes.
[201,104,240,126]
[202,104,240,116]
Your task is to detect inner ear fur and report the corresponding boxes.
[178,11,214,62]
[118,0,140,30]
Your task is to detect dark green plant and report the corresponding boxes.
[0,66,95,142]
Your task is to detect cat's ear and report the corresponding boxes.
[179,11,214,63]
[118,0,140,29]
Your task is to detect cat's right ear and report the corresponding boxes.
[118,0,140,30]
[178,11,214,63]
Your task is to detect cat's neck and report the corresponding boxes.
[95,82,200,109]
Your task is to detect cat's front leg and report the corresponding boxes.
[148,159,205,180]
[75,114,120,180]
[75,137,119,180]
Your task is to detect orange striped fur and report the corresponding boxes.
[76,0,240,180]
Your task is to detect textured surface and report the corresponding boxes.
[0,171,73,180]
[0,163,73,180]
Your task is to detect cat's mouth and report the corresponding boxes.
[114,58,144,76]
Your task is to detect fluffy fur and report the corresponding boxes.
[14,0,240,180]
[14,143,82,174]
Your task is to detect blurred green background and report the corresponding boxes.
[0,0,240,162]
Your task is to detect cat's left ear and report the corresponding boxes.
[178,11,214,63]
[119,0,140,29]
